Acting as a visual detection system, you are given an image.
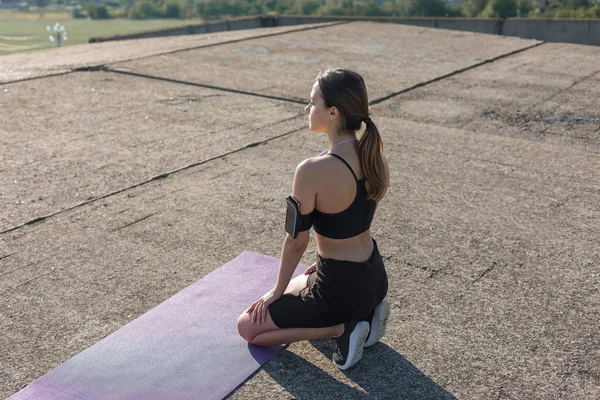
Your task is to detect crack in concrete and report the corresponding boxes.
[106,68,308,105]
[0,253,16,262]
[5,24,543,108]
[101,21,349,68]
[112,212,158,232]
[527,68,600,112]
[0,21,347,87]
[405,261,471,283]
[9,267,55,292]
[456,114,600,156]
[72,65,108,72]
[0,71,72,87]
[0,34,549,236]
[0,118,305,236]
[472,261,498,283]
[149,187,188,202]
[369,41,545,106]
[556,343,593,398]
[0,266,21,280]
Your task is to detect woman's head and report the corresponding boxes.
[306,68,388,201]
[314,68,370,134]
[304,81,332,133]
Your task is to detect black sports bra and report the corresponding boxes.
[312,153,377,239]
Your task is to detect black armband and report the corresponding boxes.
[285,195,313,239]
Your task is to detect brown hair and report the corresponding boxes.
[317,68,388,201]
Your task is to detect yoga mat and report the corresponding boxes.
[11,251,305,400]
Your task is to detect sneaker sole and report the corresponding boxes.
[364,299,390,348]
[333,321,370,371]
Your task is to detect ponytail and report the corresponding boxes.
[316,68,388,199]
[358,119,388,201]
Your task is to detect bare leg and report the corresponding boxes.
[283,273,310,296]
[238,310,343,347]
[251,324,343,347]
[237,270,328,347]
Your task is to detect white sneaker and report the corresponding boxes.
[364,299,390,348]
[332,320,370,370]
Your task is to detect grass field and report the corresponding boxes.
[0,11,203,56]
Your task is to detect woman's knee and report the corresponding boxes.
[237,313,255,343]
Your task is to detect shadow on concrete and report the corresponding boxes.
[261,338,456,400]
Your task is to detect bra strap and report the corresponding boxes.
[328,153,358,181]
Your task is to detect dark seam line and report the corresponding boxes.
[0,71,72,86]
[0,253,16,262]
[112,212,158,232]
[72,65,108,72]
[369,41,545,106]
[104,21,349,66]
[0,21,347,87]
[149,187,188,202]
[0,266,21,279]
[525,67,600,112]
[472,262,498,283]
[106,68,306,104]
[0,122,305,236]
[8,269,54,291]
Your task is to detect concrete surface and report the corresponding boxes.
[112,22,540,102]
[1,21,599,400]
[90,15,600,47]
[376,42,600,149]
[0,71,303,232]
[0,22,336,84]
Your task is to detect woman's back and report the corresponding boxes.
[311,146,389,262]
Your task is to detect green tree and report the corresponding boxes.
[71,5,85,18]
[164,2,182,18]
[563,0,589,9]
[480,0,517,17]
[129,0,164,19]
[587,3,600,17]
[363,0,388,16]
[87,4,112,19]
[516,0,530,15]
[183,0,196,18]
[275,0,295,13]
[493,0,517,17]
[462,0,488,16]
[196,0,222,19]
[318,0,354,15]
[410,0,447,16]
[382,0,406,15]
[295,0,323,14]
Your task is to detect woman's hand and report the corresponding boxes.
[304,261,317,275]
[247,289,281,325]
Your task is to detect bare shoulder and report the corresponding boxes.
[295,155,335,178]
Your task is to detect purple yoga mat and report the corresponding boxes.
[11,251,305,400]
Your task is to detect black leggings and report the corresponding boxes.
[269,240,388,329]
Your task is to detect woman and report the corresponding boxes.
[237,68,390,370]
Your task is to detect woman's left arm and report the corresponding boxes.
[249,159,317,324]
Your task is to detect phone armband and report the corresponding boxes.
[285,195,313,238]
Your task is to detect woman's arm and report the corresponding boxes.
[249,159,318,324]
[273,230,309,296]
[273,158,317,294]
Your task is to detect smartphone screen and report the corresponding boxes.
[285,197,299,238]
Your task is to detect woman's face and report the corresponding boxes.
[304,82,330,133]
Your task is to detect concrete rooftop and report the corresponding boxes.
[1,21,599,399]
